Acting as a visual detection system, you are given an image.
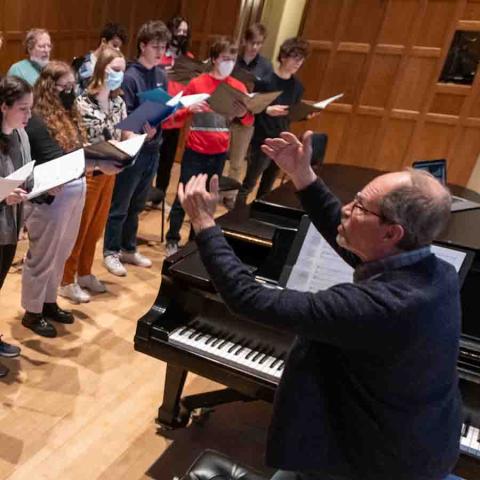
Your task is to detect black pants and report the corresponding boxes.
[0,244,17,290]
[236,143,279,205]
[166,148,226,243]
[155,127,181,194]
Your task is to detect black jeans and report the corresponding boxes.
[0,244,17,290]
[166,148,226,243]
[155,127,181,194]
[236,142,280,205]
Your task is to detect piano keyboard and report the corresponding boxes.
[169,326,285,384]
[461,423,480,458]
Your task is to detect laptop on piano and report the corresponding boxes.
[412,159,480,212]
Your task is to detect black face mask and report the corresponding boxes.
[172,35,188,50]
[59,90,76,110]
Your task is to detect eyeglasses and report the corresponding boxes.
[351,194,387,222]
[56,82,75,92]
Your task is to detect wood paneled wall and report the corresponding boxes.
[0,0,242,75]
[296,0,480,186]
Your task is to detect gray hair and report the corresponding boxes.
[24,28,50,54]
[379,169,452,250]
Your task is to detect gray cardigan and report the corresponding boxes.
[0,128,32,245]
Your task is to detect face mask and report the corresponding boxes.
[172,35,188,49]
[59,89,76,110]
[105,70,124,91]
[30,56,49,68]
[217,60,235,78]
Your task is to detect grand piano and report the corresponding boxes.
[134,164,480,478]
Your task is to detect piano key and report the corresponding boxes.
[460,424,480,458]
[169,327,285,383]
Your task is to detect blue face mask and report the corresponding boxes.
[105,70,124,91]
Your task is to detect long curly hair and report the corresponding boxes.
[33,60,86,151]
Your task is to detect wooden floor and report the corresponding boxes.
[0,165,273,480]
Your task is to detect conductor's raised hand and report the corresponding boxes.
[178,174,219,233]
[261,131,317,191]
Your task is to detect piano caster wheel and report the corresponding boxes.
[190,407,214,426]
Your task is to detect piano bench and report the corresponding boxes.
[179,449,268,480]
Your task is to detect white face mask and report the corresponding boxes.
[217,60,235,78]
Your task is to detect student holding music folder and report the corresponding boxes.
[60,46,131,304]
[21,61,122,338]
[0,76,34,376]
[225,23,272,203]
[165,37,254,256]
[103,20,170,277]
[148,16,194,209]
[236,37,309,206]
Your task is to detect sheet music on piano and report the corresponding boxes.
[280,217,475,292]
[284,224,353,292]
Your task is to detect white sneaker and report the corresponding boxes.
[120,251,152,268]
[165,241,179,257]
[104,254,127,276]
[59,283,91,304]
[78,274,107,293]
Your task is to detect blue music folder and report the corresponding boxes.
[138,87,172,104]
[115,101,178,133]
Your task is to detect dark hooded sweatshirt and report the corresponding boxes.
[121,60,168,152]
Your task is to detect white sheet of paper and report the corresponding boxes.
[0,161,35,201]
[111,134,147,157]
[166,91,184,106]
[286,223,468,293]
[27,149,85,199]
[431,244,467,272]
[313,93,344,109]
[179,93,210,107]
[286,223,354,292]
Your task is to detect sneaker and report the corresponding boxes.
[0,335,21,358]
[104,254,127,276]
[165,241,179,257]
[78,274,107,293]
[22,312,57,338]
[120,251,152,268]
[59,283,91,303]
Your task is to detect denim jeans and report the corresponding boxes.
[166,148,226,243]
[236,142,279,205]
[104,147,159,255]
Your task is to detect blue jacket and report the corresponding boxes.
[195,179,462,480]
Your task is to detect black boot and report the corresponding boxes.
[43,303,74,324]
[22,312,57,338]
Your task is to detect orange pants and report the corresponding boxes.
[62,173,115,285]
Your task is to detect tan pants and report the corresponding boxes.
[22,178,86,313]
[227,122,254,182]
[63,174,115,285]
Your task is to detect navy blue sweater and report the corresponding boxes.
[195,179,462,480]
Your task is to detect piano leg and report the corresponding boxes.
[156,364,189,430]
